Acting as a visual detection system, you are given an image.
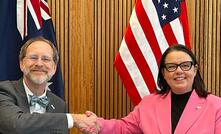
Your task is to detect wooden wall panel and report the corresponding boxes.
[48,0,220,133]
[94,0,135,120]
[187,0,221,96]
[48,0,70,104]
[69,0,95,133]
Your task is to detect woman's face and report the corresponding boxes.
[162,51,197,94]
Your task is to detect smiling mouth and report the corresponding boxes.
[31,70,47,73]
[174,77,185,81]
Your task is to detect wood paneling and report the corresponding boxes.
[94,0,135,120]
[48,0,220,133]
[186,0,221,96]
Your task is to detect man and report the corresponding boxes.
[0,36,97,134]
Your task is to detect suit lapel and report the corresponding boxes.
[156,92,172,134]
[46,91,56,112]
[174,90,206,134]
[16,79,31,113]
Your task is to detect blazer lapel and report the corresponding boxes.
[174,90,206,134]
[46,92,56,112]
[156,92,172,134]
[16,79,31,113]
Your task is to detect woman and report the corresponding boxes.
[94,45,221,134]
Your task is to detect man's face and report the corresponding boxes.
[20,40,57,85]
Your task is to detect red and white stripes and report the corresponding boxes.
[114,0,191,105]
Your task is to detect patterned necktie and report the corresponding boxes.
[29,95,49,108]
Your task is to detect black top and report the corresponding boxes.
[171,91,192,134]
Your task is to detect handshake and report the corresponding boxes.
[72,111,101,134]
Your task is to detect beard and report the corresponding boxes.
[24,70,53,85]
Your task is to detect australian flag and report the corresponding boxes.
[0,0,64,99]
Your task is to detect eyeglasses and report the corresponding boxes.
[25,55,53,63]
[164,61,194,72]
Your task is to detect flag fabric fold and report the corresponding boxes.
[0,0,64,99]
[114,0,191,105]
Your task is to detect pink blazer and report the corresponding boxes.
[98,90,221,134]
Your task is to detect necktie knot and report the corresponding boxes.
[29,95,49,108]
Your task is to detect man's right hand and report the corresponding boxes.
[72,112,100,134]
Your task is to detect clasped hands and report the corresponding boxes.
[72,111,101,134]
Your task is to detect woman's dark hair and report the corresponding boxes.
[156,44,209,98]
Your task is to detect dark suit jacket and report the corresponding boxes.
[0,79,69,134]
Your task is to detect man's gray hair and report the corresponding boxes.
[19,36,59,64]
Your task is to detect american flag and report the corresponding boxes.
[114,0,191,105]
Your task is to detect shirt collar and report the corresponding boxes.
[23,79,48,102]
